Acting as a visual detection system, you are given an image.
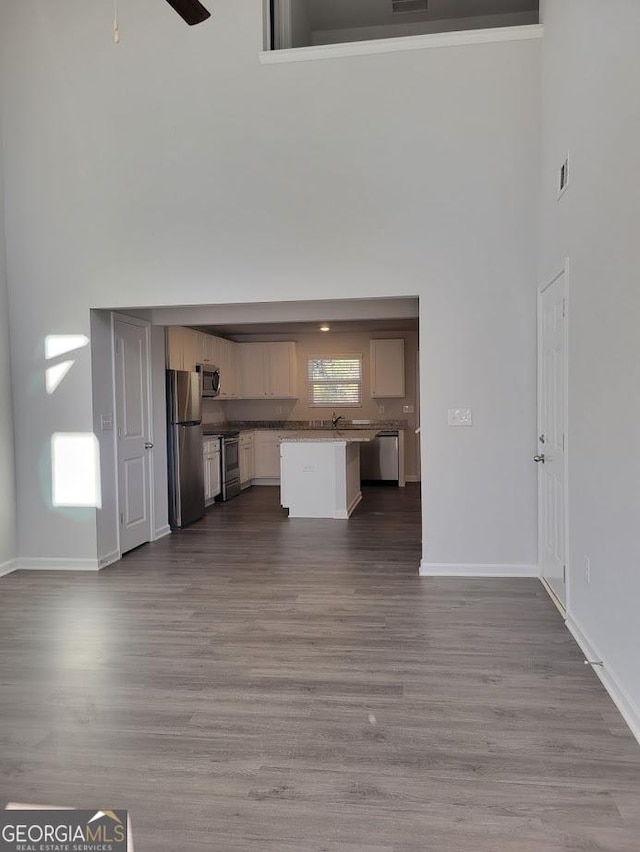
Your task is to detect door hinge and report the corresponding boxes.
[562,433,565,451]
[563,564,566,584]
[120,512,124,525]
[562,298,566,318]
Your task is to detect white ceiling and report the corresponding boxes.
[304,0,538,31]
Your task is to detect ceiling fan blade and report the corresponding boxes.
[164,0,211,25]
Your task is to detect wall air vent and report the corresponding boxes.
[392,0,429,13]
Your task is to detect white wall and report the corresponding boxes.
[0,148,17,575]
[312,12,539,46]
[0,0,540,571]
[539,0,640,730]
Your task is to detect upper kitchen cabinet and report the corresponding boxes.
[370,339,405,398]
[197,332,217,367]
[167,327,199,371]
[216,337,239,399]
[239,342,298,399]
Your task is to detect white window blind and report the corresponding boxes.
[308,356,362,407]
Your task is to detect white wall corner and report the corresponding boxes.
[419,562,539,577]
[153,525,172,541]
[565,615,640,747]
[0,558,18,579]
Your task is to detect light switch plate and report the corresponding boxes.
[448,408,473,427]
[403,404,414,414]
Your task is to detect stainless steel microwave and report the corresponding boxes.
[198,366,221,398]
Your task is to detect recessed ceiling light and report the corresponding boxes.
[320,325,330,332]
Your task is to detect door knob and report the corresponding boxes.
[145,442,154,449]
[533,454,545,463]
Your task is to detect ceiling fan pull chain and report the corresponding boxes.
[113,0,120,44]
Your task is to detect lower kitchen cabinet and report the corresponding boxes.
[239,432,255,489]
[203,439,221,506]
[253,431,286,481]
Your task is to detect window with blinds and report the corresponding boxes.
[308,356,363,407]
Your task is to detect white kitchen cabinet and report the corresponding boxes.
[225,339,240,399]
[239,431,255,488]
[167,326,189,370]
[370,338,405,398]
[253,430,286,480]
[238,342,297,399]
[181,329,198,372]
[166,326,199,372]
[266,342,298,398]
[203,438,221,506]
[197,333,217,367]
[215,337,239,399]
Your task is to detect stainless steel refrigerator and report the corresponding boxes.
[167,370,205,528]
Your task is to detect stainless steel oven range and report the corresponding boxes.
[209,431,241,501]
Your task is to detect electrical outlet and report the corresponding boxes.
[585,556,591,584]
[276,406,283,416]
[403,404,414,414]
[377,404,385,415]
[448,408,473,427]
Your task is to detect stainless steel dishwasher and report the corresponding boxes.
[360,431,399,484]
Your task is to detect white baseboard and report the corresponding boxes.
[346,491,363,519]
[252,478,280,486]
[16,557,102,572]
[405,475,421,483]
[0,558,18,579]
[153,525,171,541]
[97,549,121,569]
[540,576,567,618]
[420,561,539,578]
[565,615,640,746]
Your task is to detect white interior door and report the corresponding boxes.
[115,317,152,555]
[538,271,567,607]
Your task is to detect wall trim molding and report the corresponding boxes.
[97,550,121,569]
[420,561,539,577]
[565,615,640,746]
[0,558,18,579]
[153,525,172,541]
[405,475,421,483]
[16,557,102,572]
[540,576,567,618]
[260,24,543,65]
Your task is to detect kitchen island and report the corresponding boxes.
[280,430,381,519]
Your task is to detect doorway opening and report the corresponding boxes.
[91,297,422,566]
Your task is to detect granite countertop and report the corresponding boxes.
[202,419,407,436]
[280,429,383,443]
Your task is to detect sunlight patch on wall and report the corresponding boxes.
[45,334,89,360]
[45,334,89,395]
[51,432,102,508]
[45,360,74,395]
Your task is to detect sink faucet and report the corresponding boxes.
[331,411,343,429]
